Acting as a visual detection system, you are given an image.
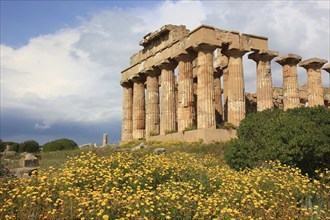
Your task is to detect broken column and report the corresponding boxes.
[299,58,327,107]
[275,53,302,110]
[175,52,195,131]
[145,68,160,136]
[103,133,108,146]
[158,59,177,134]
[223,48,247,127]
[194,44,216,129]
[121,82,133,142]
[249,50,278,111]
[132,77,146,139]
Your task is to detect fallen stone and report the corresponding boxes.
[154,148,166,154]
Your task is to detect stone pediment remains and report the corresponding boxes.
[120,24,330,142]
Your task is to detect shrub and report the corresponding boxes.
[224,106,330,176]
[43,138,78,152]
[0,141,19,152]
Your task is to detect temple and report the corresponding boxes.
[120,25,330,142]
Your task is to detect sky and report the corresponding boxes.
[0,0,329,146]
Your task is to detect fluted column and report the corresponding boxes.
[299,58,328,107]
[249,50,278,111]
[214,70,223,125]
[159,60,177,134]
[175,53,195,131]
[275,53,301,110]
[145,69,160,137]
[121,82,133,142]
[132,77,145,139]
[194,44,216,129]
[223,48,247,127]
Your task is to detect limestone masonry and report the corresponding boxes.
[120,24,330,142]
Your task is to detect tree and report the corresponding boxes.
[42,138,78,152]
[19,140,40,153]
[224,106,330,177]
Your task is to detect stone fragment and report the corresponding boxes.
[154,148,166,154]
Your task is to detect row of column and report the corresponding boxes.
[122,47,330,141]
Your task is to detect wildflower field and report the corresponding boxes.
[1,143,329,219]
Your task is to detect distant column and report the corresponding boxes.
[249,50,278,111]
[121,82,133,142]
[145,68,160,137]
[175,53,195,131]
[132,77,145,139]
[103,133,108,146]
[275,53,301,110]
[159,60,177,134]
[194,44,216,129]
[223,48,247,127]
[299,58,327,107]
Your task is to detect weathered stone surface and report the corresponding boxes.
[194,44,216,129]
[223,48,247,127]
[176,53,195,131]
[158,60,177,134]
[276,53,301,110]
[249,50,278,111]
[132,78,145,139]
[103,133,108,146]
[146,69,160,136]
[121,82,133,142]
[299,58,328,107]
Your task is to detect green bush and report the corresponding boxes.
[224,106,330,176]
[0,142,19,152]
[19,140,40,153]
[43,138,78,152]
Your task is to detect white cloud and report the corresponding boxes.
[1,0,329,142]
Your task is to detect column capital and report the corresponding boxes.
[248,49,279,62]
[192,43,216,53]
[120,80,133,88]
[156,59,177,70]
[322,63,330,73]
[143,66,161,77]
[275,53,301,66]
[299,58,328,70]
[131,75,145,83]
[222,48,247,58]
[173,50,197,62]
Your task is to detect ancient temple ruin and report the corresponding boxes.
[120,24,330,142]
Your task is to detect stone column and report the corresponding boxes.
[299,58,328,107]
[103,133,108,146]
[121,82,133,142]
[145,69,160,137]
[214,70,223,125]
[132,77,145,139]
[323,63,330,87]
[323,63,330,108]
[159,60,177,135]
[275,53,301,110]
[248,50,278,111]
[194,44,216,129]
[175,53,195,131]
[223,48,247,127]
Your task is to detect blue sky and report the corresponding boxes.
[1,0,329,146]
